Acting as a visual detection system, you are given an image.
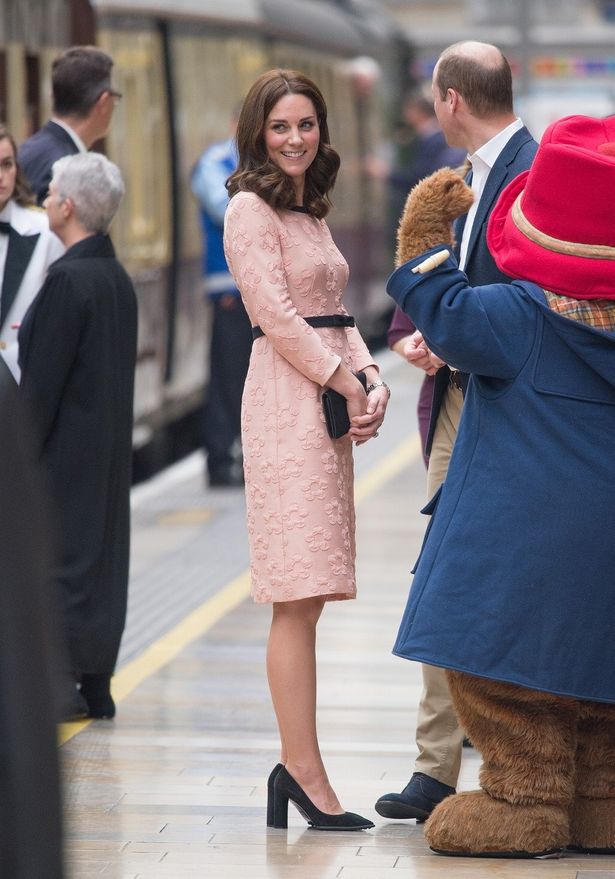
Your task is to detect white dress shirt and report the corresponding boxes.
[0,201,14,300]
[50,118,88,153]
[458,117,524,270]
[0,200,64,380]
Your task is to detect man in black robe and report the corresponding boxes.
[19,151,137,721]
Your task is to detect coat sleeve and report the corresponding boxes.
[18,270,84,451]
[223,192,341,386]
[387,246,537,380]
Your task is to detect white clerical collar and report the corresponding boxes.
[51,118,88,153]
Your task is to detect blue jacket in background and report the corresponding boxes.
[387,247,615,704]
[191,137,238,299]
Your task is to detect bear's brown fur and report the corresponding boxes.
[395,167,474,268]
[423,669,615,857]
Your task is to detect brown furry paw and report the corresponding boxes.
[569,796,615,853]
[395,167,474,267]
[425,790,568,857]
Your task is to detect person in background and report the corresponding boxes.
[18,46,120,205]
[224,68,388,830]
[375,40,537,823]
[390,86,467,203]
[387,311,434,468]
[191,111,252,487]
[387,88,466,467]
[0,126,63,380]
[18,153,137,721]
[0,356,64,878]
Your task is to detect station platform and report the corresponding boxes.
[60,355,613,879]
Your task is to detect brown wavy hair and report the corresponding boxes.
[0,127,35,207]
[227,69,340,219]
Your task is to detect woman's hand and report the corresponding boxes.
[350,383,389,445]
[325,365,368,437]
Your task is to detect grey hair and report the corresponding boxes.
[50,152,125,234]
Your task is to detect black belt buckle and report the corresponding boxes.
[449,370,464,391]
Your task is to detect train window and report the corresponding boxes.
[97,25,171,273]
[0,52,5,124]
[25,53,40,137]
[170,27,267,263]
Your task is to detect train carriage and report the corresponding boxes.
[0,0,411,476]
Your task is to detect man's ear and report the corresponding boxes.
[61,196,74,221]
[446,88,460,112]
[92,90,111,117]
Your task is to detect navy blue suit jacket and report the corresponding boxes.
[425,126,538,455]
[18,121,80,205]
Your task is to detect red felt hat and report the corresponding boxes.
[487,114,615,299]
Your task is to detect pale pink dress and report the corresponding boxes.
[223,191,376,603]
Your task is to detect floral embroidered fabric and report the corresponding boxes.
[223,191,375,603]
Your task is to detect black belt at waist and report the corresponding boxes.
[252,313,355,340]
[449,369,468,392]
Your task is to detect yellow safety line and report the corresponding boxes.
[59,433,421,746]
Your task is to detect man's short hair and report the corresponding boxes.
[52,46,114,119]
[51,152,125,234]
[435,44,513,119]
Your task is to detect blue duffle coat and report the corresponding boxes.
[387,246,615,703]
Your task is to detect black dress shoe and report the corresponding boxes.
[270,766,374,831]
[375,772,455,821]
[80,674,115,719]
[61,686,89,722]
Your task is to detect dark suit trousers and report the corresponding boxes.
[202,296,252,474]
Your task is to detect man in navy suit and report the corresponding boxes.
[19,46,120,205]
[375,40,538,822]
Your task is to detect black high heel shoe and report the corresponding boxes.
[270,766,374,831]
[266,763,284,826]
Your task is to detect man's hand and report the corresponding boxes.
[398,330,445,376]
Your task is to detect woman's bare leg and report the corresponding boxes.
[267,596,344,814]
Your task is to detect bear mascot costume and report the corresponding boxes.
[387,114,615,858]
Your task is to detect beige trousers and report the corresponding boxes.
[414,384,465,787]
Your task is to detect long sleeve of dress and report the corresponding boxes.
[224,192,341,386]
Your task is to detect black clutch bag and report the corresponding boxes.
[321,371,367,439]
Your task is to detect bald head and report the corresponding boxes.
[434,41,513,119]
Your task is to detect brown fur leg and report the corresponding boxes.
[570,700,615,852]
[424,672,576,856]
[426,790,567,857]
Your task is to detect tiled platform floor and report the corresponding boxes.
[60,360,614,879]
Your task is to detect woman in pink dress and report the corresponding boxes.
[224,69,389,830]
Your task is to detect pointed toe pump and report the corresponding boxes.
[269,766,374,831]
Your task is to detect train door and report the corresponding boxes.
[96,19,171,442]
[162,22,266,407]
